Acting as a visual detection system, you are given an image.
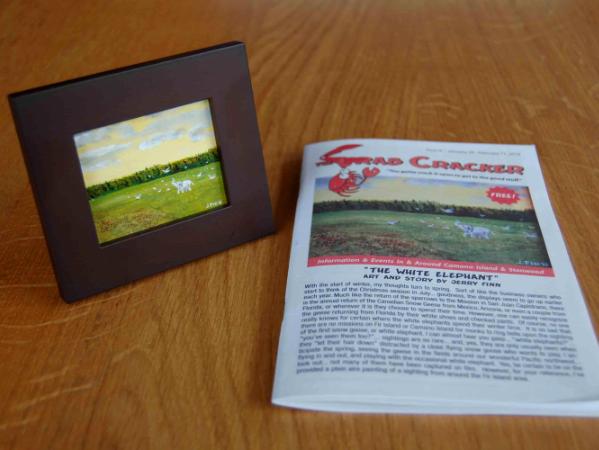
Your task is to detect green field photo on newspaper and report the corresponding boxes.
[310,177,551,268]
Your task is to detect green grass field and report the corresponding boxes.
[309,210,551,266]
[89,162,227,244]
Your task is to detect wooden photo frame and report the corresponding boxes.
[9,42,274,302]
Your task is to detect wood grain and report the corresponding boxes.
[1,0,598,448]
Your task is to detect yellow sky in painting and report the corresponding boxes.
[314,176,533,210]
[74,100,217,186]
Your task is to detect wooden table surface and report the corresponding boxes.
[1,0,598,448]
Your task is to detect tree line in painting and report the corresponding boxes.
[313,200,537,222]
[86,150,220,199]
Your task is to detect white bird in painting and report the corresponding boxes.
[441,208,454,214]
[134,194,142,199]
[162,168,171,174]
[208,174,216,180]
[386,220,399,225]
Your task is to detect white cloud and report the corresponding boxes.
[74,128,111,147]
[142,104,213,135]
[85,159,117,171]
[110,123,137,139]
[189,126,212,142]
[75,101,213,150]
[79,143,130,162]
[139,128,186,150]
[74,122,138,148]
[78,143,130,172]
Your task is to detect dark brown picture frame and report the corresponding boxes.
[9,42,274,302]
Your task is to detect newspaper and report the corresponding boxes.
[272,139,599,416]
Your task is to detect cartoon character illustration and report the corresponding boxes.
[320,144,382,196]
[328,166,380,196]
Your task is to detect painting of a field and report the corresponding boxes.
[310,210,550,267]
[74,99,227,244]
[309,176,552,268]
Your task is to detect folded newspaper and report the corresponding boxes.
[272,138,599,416]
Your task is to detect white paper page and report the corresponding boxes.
[272,139,599,415]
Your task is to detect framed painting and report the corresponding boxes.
[9,42,274,302]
